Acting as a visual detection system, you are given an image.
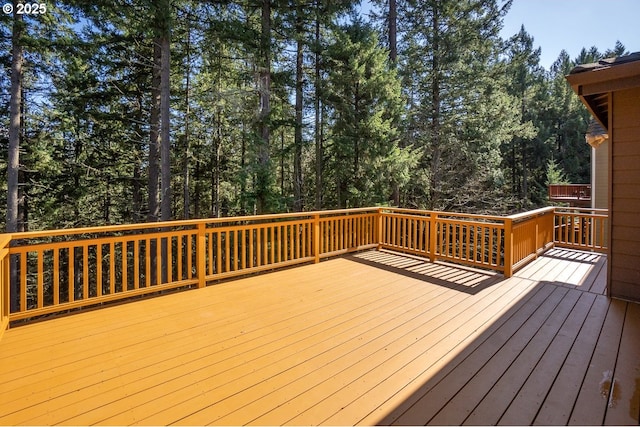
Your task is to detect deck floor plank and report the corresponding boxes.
[18,261,432,425]
[589,259,608,295]
[427,286,581,426]
[566,298,627,425]
[464,291,596,425]
[361,279,552,426]
[603,301,640,425]
[252,275,532,426]
[300,277,540,426]
[162,277,476,425]
[0,249,636,426]
[2,261,402,414]
[388,284,568,425]
[501,293,610,425]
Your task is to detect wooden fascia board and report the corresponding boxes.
[578,74,640,96]
[566,60,640,89]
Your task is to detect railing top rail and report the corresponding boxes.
[554,207,608,213]
[548,183,591,187]
[0,205,610,244]
[1,207,380,241]
[506,206,556,222]
[0,234,12,249]
[380,207,508,222]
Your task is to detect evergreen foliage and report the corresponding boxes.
[0,1,629,230]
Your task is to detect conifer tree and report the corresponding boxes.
[322,20,408,208]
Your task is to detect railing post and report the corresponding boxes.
[314,214,320,264]
[535,215,539,259]
[376,208,383,250]
[429,212,437,263]
[0,235,11,336]
[504,217,513,278]
[197,223,207,288]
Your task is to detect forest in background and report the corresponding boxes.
[0,0,629,232]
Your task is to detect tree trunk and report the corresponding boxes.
[148,40,161,223]
[213,110,222,217]
[7,5,22,234]
[429,5,442,210]
[240,121,247,215]
[160,35,171,222]
[280,131,285,198]
[314,3,323,210]
[183,21,191,219]
[293,11,304,212]
[7,7,23,312]
[389,0,397,64]
[256,0,271,214]
[133,93,143,222]
[520,98,528,202]
[389,0,400,206]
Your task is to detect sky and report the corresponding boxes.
[500,0,640,70]
[360,0,640,71]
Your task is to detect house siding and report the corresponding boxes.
[610,87,640,301]
[594,141,608,210]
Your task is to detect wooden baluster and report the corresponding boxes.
[216,231,222,274]
[164,236,171,283]
[145,239,151,288]
[106,243,114,293]
[314,215,320,263]
[83,245,89,297]
[120,241,126,292]
[496,227,503,267]
[283,225,288,262]
[197,223,206,288]
[37,251,43,308]
[224,231,230,273]
[53,248,60,303]
[429,214,437,262]
[70,247,77,302]
[247,228,253,268]
[176,235,183,281]
[255,227,261,267]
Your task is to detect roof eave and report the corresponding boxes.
[566,60,640,132]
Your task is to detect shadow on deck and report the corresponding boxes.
[346,250,502,295]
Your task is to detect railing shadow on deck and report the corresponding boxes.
[540,247,603,265]
[345,250,502,296]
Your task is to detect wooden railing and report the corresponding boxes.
[0,235,10,339]
[548,184,591,202]
[378,207,558,277]
[3,208,379,321]
[554,207,608,252]
[508,207,556,274]
[0,206,608,325]
[379,208,507,273]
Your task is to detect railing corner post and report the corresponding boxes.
[429,212,437,263]
[504,218,513,278]
[197,223,207,288]
[376,208,383,250]
[313,214,320,264]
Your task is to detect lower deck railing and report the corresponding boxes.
[0,206,608,325]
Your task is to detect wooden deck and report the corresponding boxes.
[0,248,638,426]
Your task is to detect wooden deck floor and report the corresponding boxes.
[0,248,638,426]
